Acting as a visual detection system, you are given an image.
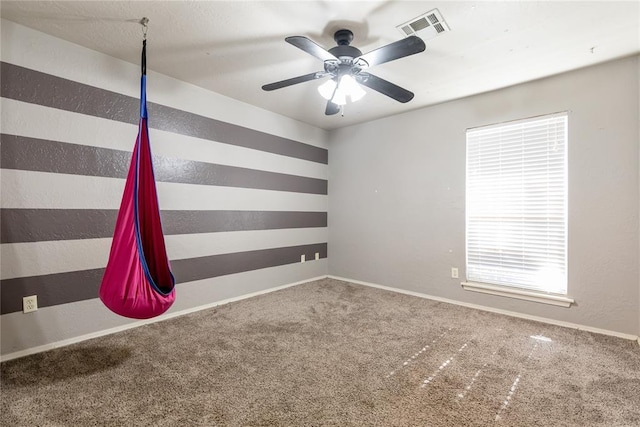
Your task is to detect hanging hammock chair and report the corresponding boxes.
[100,36,176,319]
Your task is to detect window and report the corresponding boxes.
[465,112,568,300]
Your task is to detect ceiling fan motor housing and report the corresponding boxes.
[326,30,364,76]
[324,56,364,77]
[328,45,363,60]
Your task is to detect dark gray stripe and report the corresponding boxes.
[1,209,327,243]
[0,134,327,194]
[0,243,327,314]
[0,62,328,164]
[172,243,327,284]
[1,269,106,316]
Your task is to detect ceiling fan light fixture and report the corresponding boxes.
[317,75,366,105]
[340,75,366,102]
[332,89,347,106]
[318,79,337,100]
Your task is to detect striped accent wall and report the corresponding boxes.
[0,21,328,332]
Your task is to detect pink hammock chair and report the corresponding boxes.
[99,39,176,319]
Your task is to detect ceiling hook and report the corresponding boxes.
[140,17,149,40]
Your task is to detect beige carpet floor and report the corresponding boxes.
[2,278,640,426]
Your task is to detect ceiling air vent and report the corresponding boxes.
[397,9,449,40]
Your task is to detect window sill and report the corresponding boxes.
[461,281,574,307]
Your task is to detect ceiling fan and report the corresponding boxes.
[262,29,426,115]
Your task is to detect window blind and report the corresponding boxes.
[466,113,567,295]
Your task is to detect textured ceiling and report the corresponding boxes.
[1,1,639,130]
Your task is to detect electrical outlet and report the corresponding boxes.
[315,252,320,260]
[451,268,459,279]
[23,295,38,313]
[301,254,306,263]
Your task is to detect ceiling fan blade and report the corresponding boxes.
[356,36,426,68]
[286,36,338,62]
[262,72,324,91]
[357,73,415,103]
[325,100,340,116]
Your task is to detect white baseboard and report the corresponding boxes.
[0,276,326,362]
[328,275,640,342]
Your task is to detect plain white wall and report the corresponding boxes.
[329,55,640,337]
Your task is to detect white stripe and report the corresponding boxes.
[0,170,328,211]
[1,19,328,148]
[1,238,109,280]
[1,99,328,180]
[1,228,327,280]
